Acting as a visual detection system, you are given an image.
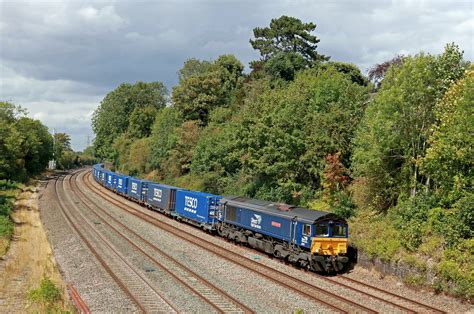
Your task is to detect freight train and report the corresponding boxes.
[92,164,350,272]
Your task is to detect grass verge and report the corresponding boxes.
[0,179,22,256]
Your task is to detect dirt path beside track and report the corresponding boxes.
[0,185,67,313]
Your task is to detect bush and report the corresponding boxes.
[331,192,356,219]
[396,194,437,251]
[0,215,13,239]
[438,239,474,299]
[454,193,474,239]
[27,276,62,311]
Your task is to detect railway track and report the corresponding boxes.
[67,171,252,314]
[82,170,383,313]
[84,168,449,313]
[54,173,178,313]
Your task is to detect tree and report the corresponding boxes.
[421,65,474,204]
[128,105,159,139]
[352,44,469,211]
[0,102,53,180]
[54,132,74,169]
[178,58,212,82]
[163,121,201,177]
[250,16,328,63]
[217,66,369,204]
[172,55,243,125]
[368,55,404,88]
[92,81,167,159]
[326,62,368,86]
[148,107,183,171]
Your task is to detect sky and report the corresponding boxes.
[1,0,472,151]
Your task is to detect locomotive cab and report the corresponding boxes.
[309,220,349,272]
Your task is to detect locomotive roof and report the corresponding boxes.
[222,196,345,224]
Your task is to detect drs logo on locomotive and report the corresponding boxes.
[131,182,138,193]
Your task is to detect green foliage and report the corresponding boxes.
[264,51,307,82]
[231,66,368,203]
[331,192,356,219]
[172,55,244,125]
[54,132,77,170]
[0,215,13,239]
[395,194,437,251]
[165,121,202,177]
[0,181,20,254]
[149,107,183,171]
[352,44,468,211]
[437,238,474,299]
[77,146,98,166]
[92,81,167,159]
[350,209,401,261]
[324,61,369,86]
[128,105,159,139]
[250,15,328,63]
[0,102,53,181]
[27,276,62,312]
[127,138,152,176]
[454,194,474,240]
[178,58,212,82]
[421,65,473,205]
[250,16,329,81]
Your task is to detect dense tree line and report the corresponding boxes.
[92,16,473,298]
[0,102,53,181]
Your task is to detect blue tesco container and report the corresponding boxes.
[175,190,221,225]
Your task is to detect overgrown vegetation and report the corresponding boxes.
[91,16,473,299]
[27,276,65,312]
[0,180,21,255]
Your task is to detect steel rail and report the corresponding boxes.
[84,170,380,314]
[54,174,178,313]
[70,171,253,314]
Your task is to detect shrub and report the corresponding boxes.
[0,215,13,238]
[27,276,62,311]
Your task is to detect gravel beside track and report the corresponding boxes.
[66,172,252,313]
[82,170,400,313]
[39,172,138,312]
[56,174,179,313]
[77,170,329,313]
[84,168,473,313]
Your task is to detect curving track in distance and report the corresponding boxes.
[54,172,178,313]
[83,167,449,314]
[68,170,253,314]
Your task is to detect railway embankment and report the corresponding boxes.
[350,208,473,303]
[0,179,68,312]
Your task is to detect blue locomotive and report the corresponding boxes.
[92,164,349,272]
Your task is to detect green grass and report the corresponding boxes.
[27,276,66,313]
[0,180,21,255]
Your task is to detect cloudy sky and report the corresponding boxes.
[1,0,472,151]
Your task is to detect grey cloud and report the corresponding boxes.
[1,0,472,151]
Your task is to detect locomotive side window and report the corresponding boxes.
[315,224,329,237]
[332,224,347,237]
[303,224,311,236]
[226,205,237,222]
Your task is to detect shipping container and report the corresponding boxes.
[105,171,114,189]
[127,177,150,201]
[115,174,130,195]
[175,190,221,226]
[146,183,178,212]
[99,169,106,184]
